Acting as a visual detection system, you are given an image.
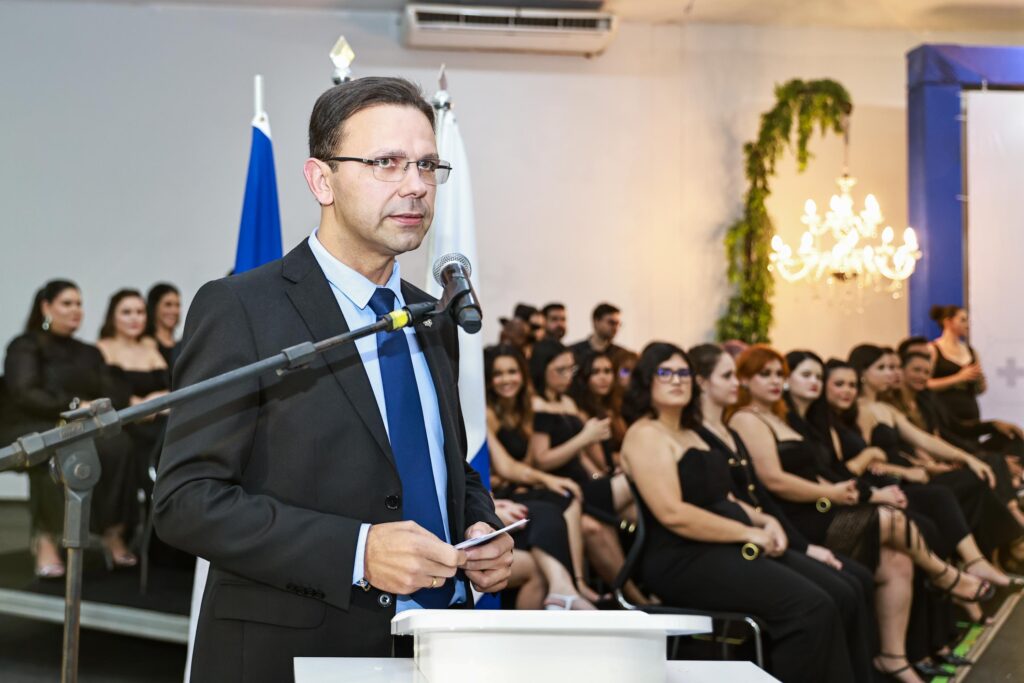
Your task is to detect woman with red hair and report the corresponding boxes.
[729,345,992,682]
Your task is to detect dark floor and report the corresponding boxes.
[967,595,1024,681]
[0,500,189,682]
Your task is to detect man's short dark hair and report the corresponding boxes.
[592,303,620,322]
[308,77,435,163]
[542,302,565,317]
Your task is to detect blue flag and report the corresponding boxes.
[234,119,282,274]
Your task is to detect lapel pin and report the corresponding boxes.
[422,319,433,328]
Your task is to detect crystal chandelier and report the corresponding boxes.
[768,125,922,296]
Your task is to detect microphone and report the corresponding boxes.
[432,253,483,334]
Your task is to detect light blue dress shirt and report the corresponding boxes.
[307,231,465,610]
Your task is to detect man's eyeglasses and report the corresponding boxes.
[324,155,452,185]
[654,368,692,384]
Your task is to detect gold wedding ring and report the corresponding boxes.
[741,543,760,561]
[816,497,832,513]
[430,576,439,589]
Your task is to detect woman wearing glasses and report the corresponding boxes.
[528,339,642,603]
[620,342,854,683]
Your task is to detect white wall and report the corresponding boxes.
[2,0,1023,365]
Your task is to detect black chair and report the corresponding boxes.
[610,479,765,669]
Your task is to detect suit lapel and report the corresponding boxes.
[282,242,395,467]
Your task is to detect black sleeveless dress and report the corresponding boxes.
[491,425,573,573]
[533,411,616,522]
[121,368,170,473]
[872,421,1022,555]
[636,445,855,683]
[931,344,982,431]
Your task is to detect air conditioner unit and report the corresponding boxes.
[401,4,619,57]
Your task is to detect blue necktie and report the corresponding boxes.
[368,288,453,608]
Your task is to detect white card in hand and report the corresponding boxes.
[454,518,529,550]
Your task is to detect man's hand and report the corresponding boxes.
[363,521,465,596]
[462,522,514,593]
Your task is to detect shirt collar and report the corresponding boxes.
[308,229,404,310]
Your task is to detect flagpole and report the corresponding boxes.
[253,74,266,124]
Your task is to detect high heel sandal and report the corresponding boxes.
[935,652,973,667]
[929,563,995,602]
[963,556,1023,590]
[30,535,65,580]
[873,653,914,681]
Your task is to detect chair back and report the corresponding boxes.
[610,478,646,601]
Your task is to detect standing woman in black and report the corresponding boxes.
[4,281,131,578]
[928,305,1024,456]
[621,342,854,683]
[145,283,181,372]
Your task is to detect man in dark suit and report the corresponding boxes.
[153,77,511,683]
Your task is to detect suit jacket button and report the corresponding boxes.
[378,593,393,608]
[384,495,401,510]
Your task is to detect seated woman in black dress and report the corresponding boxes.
[849,344,1024,573]
[899,350,1024,531]
[145,283,181,372]
[4,280,133,578]
[620,342,854,683]
[570,350,627,475]
[927,305,1024,457]
[793,353,988,675]
[687,343,875,683]
[729,345,993,682]
[96,289,171,567]
[484,344,596,609]
[528,340,641,603]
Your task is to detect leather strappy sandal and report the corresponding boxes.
[929,563,995,602]
[873,653,914,681]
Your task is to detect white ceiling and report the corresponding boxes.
[24,0,1024,31]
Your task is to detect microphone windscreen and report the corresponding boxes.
[432,253,472,285]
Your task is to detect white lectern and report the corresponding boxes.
[294,610,780,683]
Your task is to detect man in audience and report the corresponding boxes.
[499,303,543,355]
[569,302,628,359]
[542,302,567,341]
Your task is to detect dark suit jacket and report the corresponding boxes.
[153,241,500,683]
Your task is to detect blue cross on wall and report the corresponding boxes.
[996,357,1024,388]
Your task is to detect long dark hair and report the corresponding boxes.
[144,283,179,338]
[484,344,534,434]
[570,350,621,419]
[99,289,145,340]
[622,341,701,430]
[25,279,78,333]
[810,358,859,434]
[529,339,571,398]
[783,349,825,439]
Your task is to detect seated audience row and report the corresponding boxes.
[2,280,181,578]
[5,283,1023,683]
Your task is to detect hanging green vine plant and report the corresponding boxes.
[715,79,852,343]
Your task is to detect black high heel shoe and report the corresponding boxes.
[935,652,973,667]
[963,555,1024,590]
[929,563,996,602]
[873,653,914,681]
